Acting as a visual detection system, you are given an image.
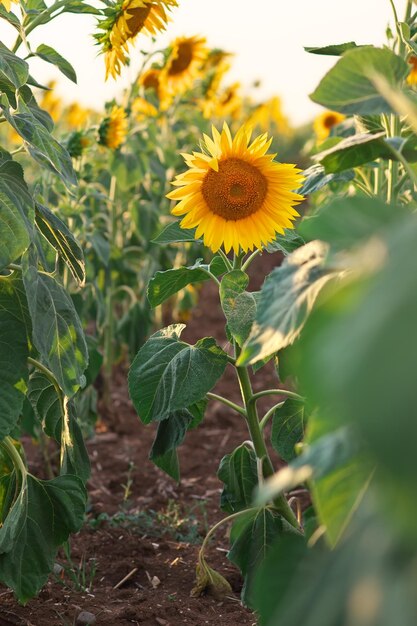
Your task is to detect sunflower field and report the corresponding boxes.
[1,0,417,624]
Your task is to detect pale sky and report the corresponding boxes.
[0,0,410,125]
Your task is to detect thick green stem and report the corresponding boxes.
[104,176,117,378]
[235,363,298,528]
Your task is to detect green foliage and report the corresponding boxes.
[218,443,258,513]
[220,270,257,346]
[270,398,305,463]
[128,324,228,424]
[310,47,409,114]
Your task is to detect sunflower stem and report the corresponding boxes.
[241,249,262,272]
[206,392,247,417]
[217,248,233,271]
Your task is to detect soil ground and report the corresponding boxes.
[0,252,293,626]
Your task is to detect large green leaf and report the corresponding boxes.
[35,203,85,285]
[300,195,407,252]
[0,277,30,438]
[238,241,335,366]
[0,159,34,270]
[0,473,86,603]
[27,372,90,481]
[220,270,256,347]
[35,44,77,83]
[271,398,305,463]
[22,248,88,398]
[0,41,29,88]
[218,443,258,514]
[128,324,228,424]
[310,47,409,115]
[147,256,226,307]
[1,99,77,187]
[228,507,298,606]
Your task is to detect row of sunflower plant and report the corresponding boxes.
[126,0,417,622]
[0,0,303,605]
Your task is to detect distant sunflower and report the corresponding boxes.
[98,106,128,149]
[407,54,417,85]
[65,102,90,129]
[162,36,208,96]
[131,96,158,121]
[202,82,242,120]
[96,0,178,80]
[167,123,304,254]
[1,0,18,12]
[248,97,291,136]
[313,110,345,142]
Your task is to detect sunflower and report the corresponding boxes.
[1,0,18,12]
[161,36,208,97]
[98,106,128,149]
[96,0,178,80]
[40,81,62,122]
[313,110,345,142]
[407,55,417,85]
[65,102,90,129]
[201,82,242,120]
[167,123,304,254]
[248,97,291,136]
[131,96,158,121]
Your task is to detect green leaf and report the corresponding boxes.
[238,242,335,366]
[27,372,90,481]
[149,407,194,481]
[299,165,354,195]
[252,533,308,626]
[305,42,360,56]
[128,324,228,424]
[299,196,408,252]
[218,443,258,514]
[266,229,306,255]
[0,473,86,603]
[152,221,200,244]
[0,41,29,88]
[22,248,88,398]
[1,99,77,187]
[0,277,30,438]
[35,44,77,83]
[62,0,101,14]
[220,270,256,346]
[0,159,34,270]
[310,47,409,115]
[147,256,226,308]
[228,508,298,606]
[35,203,85,285]
[271,399,305,463]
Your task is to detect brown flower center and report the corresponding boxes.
[323,114,338,129]
[201,158,268,221]
[125,4,152,38]
[168,42,193,76]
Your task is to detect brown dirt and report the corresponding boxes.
[0,252,293,626]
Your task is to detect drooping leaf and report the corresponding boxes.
[305,42,360,56]
[35,203,85,285]
[35,44,77,83]
[310,47,409,115]
[299,165,354,195]
[22,248,88,398]
[149,407,194,481]
[128,324,228,424]
[218,443,258,513]
[220,270,256,346]
[271,398,305,463]
[147,256,226,307]
[228,507,298,606]
[1,99,77,187]
[0,41,29,88]
[0,277,30,438]
[238,241,336,365]
[0,473,86,603]
[0,159,34,270]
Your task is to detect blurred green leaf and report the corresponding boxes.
[220,270,256,347]
[271,398,305,463]
[152,221,200,244]
[299,165,354,195]
[305,42,360,56]
[218,443,258,514]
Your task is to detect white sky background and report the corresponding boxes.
[0,0,410,125]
